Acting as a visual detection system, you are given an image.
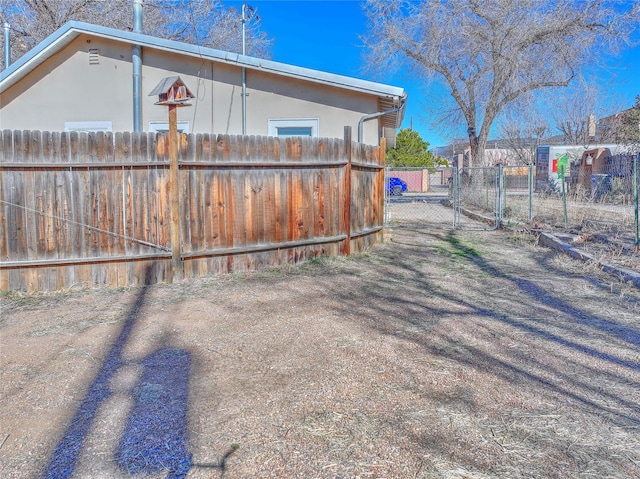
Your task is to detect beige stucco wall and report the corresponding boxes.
[0,36,133,131]
[1,35,382,145]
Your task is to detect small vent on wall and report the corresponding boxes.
[88,48,100,65]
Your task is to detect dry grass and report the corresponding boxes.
[475,192,640,274]
[1,227,639,479]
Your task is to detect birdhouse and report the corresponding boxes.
[149,76,194,106]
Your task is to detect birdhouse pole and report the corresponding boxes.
[168,104,181,281]
[149,76,195,283]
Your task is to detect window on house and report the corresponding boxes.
[148,121,190,134]
[64,121,112,132]
[276,126,313,136]
[268,119,319,137]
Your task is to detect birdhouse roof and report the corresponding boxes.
[148,76,194,98]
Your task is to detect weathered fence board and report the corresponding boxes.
[1,129,384,291]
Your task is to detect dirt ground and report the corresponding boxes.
[1,227,639,479]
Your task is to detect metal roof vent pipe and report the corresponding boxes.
[3,23,10,69]
[132,0,143,131]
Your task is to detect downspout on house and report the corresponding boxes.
[132,0,143,132]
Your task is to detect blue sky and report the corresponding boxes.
[224,0,640,148]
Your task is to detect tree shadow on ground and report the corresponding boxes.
[40,265,194,479]
[325,228,640,475]
[331,228,640,422]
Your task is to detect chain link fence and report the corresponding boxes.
[385,153,639,253]
[538,154,639,232]
[384,166,499,230]
[499,156,639,243]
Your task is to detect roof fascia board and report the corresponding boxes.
[0,23,81,89]
[1,21,404,100]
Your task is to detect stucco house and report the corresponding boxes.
[0,21,406,146]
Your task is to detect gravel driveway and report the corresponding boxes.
[1,227,639,478]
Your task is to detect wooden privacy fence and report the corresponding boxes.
[0,128,385,292]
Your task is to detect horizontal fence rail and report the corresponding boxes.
[0,129,385,291]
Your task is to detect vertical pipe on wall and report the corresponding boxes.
[132,0,143,132]
[357,97,406,144]
[241,3,248,135]
[3,23,10,69]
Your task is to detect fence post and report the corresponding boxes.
[634,155,639,252]
[560,163,568,228]
[452,167,460,228]
[168,105,182,281]
[343,126,352,255]
[497,163,504,227]
[528,163,534,221]
[379,137,387,227]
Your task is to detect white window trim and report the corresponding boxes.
[268,118,319,137]
[148,121,190,134]
[64,121,112,133]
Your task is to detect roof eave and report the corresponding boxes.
[1,21,406,116]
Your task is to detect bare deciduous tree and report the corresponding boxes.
[604,96,640,148]
[362,0,639,166]
[1,0,128,67]
[497,103,548,165]
[144,0,272,58]
[1,0,272,70]
[545,84,601,146]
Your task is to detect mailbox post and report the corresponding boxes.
[149,77,195,281]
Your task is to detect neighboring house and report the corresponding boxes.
[0,21,406,146]
[483,147,533,166]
